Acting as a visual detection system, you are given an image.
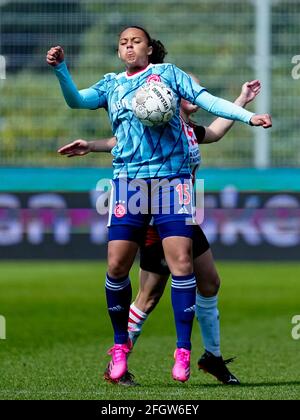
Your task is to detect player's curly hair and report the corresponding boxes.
[119,26,168,64]
[150,39,167,64]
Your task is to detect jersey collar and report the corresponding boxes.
[125,63,153,78]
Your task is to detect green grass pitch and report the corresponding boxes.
[0,261,300,400]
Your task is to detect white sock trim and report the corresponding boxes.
[130,303,148,320]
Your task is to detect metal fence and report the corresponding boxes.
[0,0,299,168]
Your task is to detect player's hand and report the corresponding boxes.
[58,140,91,157]
[250,114,272,129]
[239,80,261,105]
[47,46,65,67]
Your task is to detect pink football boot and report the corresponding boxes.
[172,348,191,382]
[107,343,131,381]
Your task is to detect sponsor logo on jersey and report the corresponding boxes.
[147,74,161,83]
[111,99,130,113]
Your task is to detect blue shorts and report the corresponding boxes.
[108,176,195,242]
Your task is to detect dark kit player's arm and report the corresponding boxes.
[175,66,271,128]
[196,80,262,144]
[58,137,117,157]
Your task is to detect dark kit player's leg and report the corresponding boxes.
[126,230,170,348]
[192,227,240,385]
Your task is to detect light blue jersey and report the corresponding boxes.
[54,62,254,179]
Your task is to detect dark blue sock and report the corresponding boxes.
[171,274,196,350]
[105,273,132,344]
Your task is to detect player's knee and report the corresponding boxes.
[108,258,129,279]
[169,253,193,276]
[197,273,221,297]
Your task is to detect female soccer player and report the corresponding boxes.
[59,79,261,385]
[47,26,271,382]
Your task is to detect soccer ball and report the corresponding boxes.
[132,82,177,127]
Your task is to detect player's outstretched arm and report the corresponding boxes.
[47,46,65,67]
[203,80,261,144]
[249,114,272,128]
[90,137,117,152]
[196,89,271,128]
[177,68,271,128]
[58,137,117,157]
[47,46,101,110]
